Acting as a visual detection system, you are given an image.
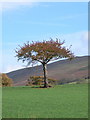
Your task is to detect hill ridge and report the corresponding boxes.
[7,56,89,86]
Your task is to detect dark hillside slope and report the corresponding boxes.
[7,56,89,86]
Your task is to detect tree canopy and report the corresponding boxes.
[16,38,74,65]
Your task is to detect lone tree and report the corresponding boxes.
[15,38,74,88]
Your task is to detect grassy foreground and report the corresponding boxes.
[2,84,88,118]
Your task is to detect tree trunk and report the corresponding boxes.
[42,63,48,88]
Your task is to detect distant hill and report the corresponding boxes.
[7,56,89,86]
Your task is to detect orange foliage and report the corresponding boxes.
[26,76,56,86]
[15,38,74,65]
[0,73,13,87]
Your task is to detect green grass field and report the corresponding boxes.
[2,84,88,118]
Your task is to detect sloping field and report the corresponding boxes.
[7,56,89,86]
[2,84,88,118]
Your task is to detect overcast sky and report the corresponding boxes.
[0,2,88,73]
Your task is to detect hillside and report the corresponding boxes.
[7,56,89,86]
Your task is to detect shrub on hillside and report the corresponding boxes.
[26,76,57,86]
[0,73,13,87]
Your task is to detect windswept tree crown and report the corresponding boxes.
[15,38,74,65]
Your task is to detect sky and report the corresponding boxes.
[0,2,88,73]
